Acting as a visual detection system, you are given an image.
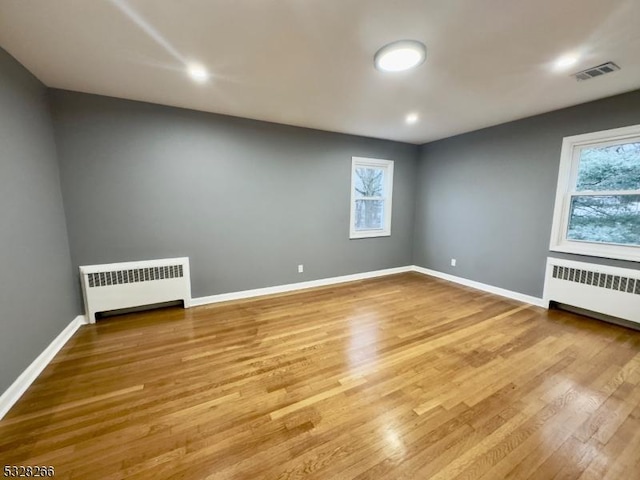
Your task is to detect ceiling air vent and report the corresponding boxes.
[573,62,620,81]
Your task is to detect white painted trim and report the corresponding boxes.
[190,266,412,307]
[191,265,547,309]
[0,315,87,420]
[411,266,547,308]
[549,124,640,262]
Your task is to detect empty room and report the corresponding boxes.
[1,0,640,478]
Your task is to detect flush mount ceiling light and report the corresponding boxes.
[374,40,426,72]
[187,62,210,83]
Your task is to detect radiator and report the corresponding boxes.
[543,257,640,324]
[80,257,191,323]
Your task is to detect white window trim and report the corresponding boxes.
[349,157,394,239]
[549,123,640,262]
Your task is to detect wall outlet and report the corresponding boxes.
[450,258,457,267]
[298,264,304,273]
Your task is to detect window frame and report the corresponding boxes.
[349,156,394,239]
[549,124,640,262]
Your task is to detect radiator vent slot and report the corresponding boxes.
[573,62,620,81]
[87,265,184,288]
[551,265,640,295]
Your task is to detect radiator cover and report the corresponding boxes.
[543,258,640,324]
[80,257,191,323]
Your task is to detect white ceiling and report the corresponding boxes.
[1,0,640,144]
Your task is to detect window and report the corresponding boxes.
[349,157,394,239]
[550,124,640,261]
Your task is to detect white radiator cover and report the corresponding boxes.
[543,257,640,324]
[80,257,191,323]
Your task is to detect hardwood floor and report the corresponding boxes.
[1,272,640,479]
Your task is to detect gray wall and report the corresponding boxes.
[0,49,78,392]
[50,90,418,298]
[414,89,640,298]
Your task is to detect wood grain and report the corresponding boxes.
[1,272,639,479]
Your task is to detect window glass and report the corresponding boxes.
[354,167,384,198]
[354,200,384,230]
[576,142,640,191]
[567,195,640,245]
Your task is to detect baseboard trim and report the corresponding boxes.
[191,265,546,309]
[190,266,413,307]
[0,315,87,421]
[411,266,547,308]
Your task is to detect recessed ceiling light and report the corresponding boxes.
[187,63,209,83]
[405,113,419,124]
[375,40,426,72]
[554,54,579,71]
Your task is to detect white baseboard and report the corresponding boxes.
[190,266,413,307]
[411,266,547,308]
[0,315,87,420]
[191,265,546,309]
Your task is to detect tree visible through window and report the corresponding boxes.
[354,167,384,230]
[568,142,640,245]
[350,157,393,239]
[550,125,640,261]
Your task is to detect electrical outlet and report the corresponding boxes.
[451,258,457,267]
[298,264,304,273]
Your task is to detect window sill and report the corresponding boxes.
[350,231,391,240]
[550,242,640,263]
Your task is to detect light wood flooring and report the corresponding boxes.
[1,272,640,479]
